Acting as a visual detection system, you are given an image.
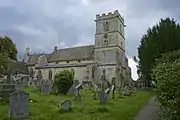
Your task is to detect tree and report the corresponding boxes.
[52,69,74,95]
[137,18,180,87]
[152,50,180,119]
[0,36,17,77]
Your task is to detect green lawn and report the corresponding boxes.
[0,87,153,120]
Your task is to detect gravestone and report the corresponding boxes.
[67,80,80,95]
[60,100,72,111]
[82,81,92,89]
[0,76,15,98]
[117,85,122,98]
[15,80,24,91]
[111,85,115,99]
[28,79,36,86]
[74,84,82,101]
[0,84,15,98]
[99,89,105,104]
[21,76,28,86]
[41,80,52,95]
[124,86,129,96]
[104,88,110,102]
[92,84,99,100]
[9,91,29,120]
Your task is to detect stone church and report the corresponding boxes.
[23,10,133,87]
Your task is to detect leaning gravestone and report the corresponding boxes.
[9,91,29,120]
[74,84,82,101]
[41,80,52,95]
[60,100,72,111]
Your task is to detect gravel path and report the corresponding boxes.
[134,96,160,120]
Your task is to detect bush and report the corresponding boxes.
[52,69,74,95]
[152,50,180,120]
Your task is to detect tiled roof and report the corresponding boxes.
[26,45,95,65]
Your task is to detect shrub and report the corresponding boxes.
[152,50,180,120]
[52,69,74,95]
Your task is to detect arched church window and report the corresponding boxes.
[36,70,42,80]
[49,70,52,80]
[29,68,33,78]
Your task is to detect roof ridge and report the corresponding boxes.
[56,44,94,51]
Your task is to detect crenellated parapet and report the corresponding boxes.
[95,10,124,23]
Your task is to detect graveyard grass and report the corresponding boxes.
[0,87,153,120]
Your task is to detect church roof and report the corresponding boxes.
[7,60,29,75]
[26,45,94,65]
[48,45,94,62]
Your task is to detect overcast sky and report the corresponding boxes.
[0,0,179,80]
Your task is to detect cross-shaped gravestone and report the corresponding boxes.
[41,80,52,95]
[74,84,82,101]
[9,91,29,120]
[111,85,115,99]
[60,100,72,111]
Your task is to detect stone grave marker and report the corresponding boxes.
[15,80,24,91]
[98,89,105,104]
[124,86,129,96]
[74,84,82,101]
[67,80,79,95]
[0,83,15,98]
[9,91,29,120]
[41,80,52,95]
[117,85,122,98]
[92,84,99,100]
[104,88,110,102]
[60,100,72,111]
[111,85,115,99]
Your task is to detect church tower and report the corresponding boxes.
[94,10,125,85]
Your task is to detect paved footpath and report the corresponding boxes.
[134,96,160,120]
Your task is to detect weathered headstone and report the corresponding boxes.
[117,85,122,98]
[92,84,99,100]
[74,84,82,101]
[0,84,15,98]
[9,91,29,120]
[111,85,115,99]
[15,80,24,91]
[41,80,52,95]
[67,80,80,95]
[60,100,72,111]
[104,88,110,102]
[124,86,129,96]
[99,90,105,104]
